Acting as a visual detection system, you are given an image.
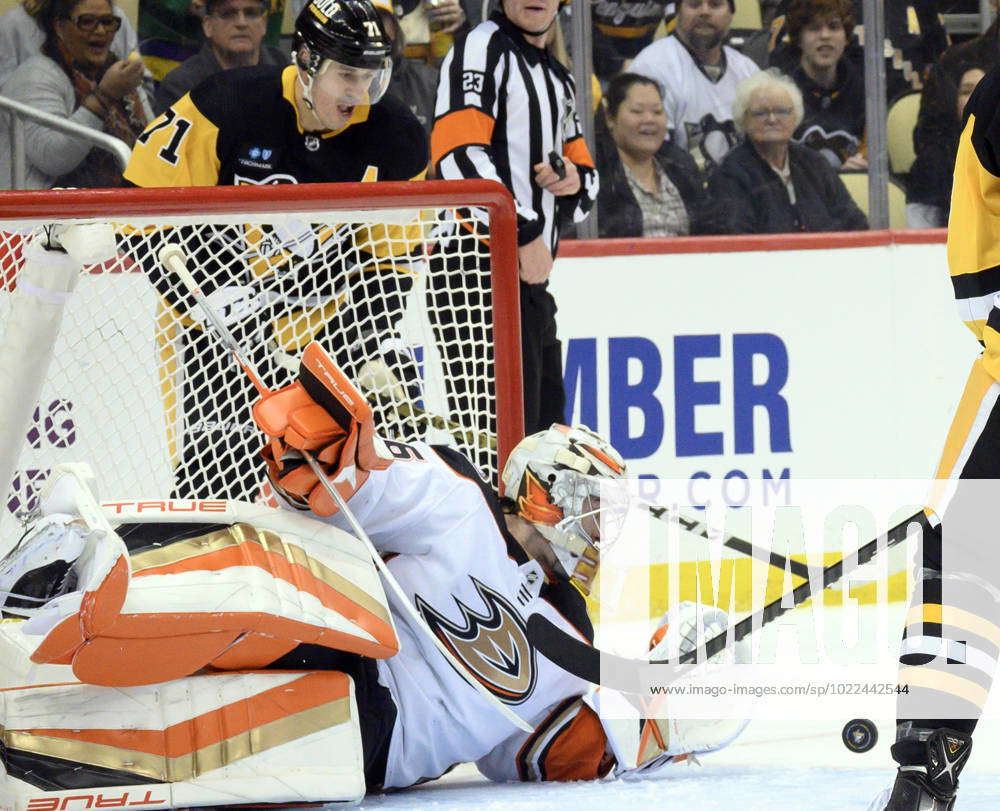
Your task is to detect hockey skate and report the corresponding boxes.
[36,220,117,265]
[0,464,129,637]
[869,728,972,810]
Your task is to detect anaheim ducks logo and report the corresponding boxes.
[414,577,537,705]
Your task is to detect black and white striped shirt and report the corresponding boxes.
[431,12,598,254]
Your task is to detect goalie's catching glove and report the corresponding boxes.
[253,342,396,516]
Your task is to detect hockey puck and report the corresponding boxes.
[842,718,878,753]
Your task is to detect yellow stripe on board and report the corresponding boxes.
[589,554,908,618]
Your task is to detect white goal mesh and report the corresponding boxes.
[0,181,521,544]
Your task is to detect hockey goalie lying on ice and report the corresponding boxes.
[0,348,749,808]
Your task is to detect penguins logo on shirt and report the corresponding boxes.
[685,113,738,172]
[415,577,537,705]
[794,124,860,166]
[234,172,298,185]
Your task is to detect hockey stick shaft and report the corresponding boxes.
[527,508,928,693]
[696,508,926,659]
[159,245,269,397]
[162,244,533,734]
[641,500,811,579]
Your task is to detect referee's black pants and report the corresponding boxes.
[520,280,566,435]
[428,231,566,442]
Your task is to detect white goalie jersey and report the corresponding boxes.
[0,448,743,807]
[309,440,607,787]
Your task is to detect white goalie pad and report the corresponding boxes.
[0,667,365,808]
[2,486,397,687]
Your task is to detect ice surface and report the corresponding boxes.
[362,718,1000,809]
[361,602,1000,809]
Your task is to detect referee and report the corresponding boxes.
[429,0,598,437]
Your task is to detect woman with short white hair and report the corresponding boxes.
[708,68,868,233]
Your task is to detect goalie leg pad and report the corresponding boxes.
[27,503,398,686]
[1,669,366,808]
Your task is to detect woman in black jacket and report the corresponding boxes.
[595,73,709,238]
[708,69,868,234]
[906,60,987,228]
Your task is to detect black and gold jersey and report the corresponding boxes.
[947,64,1000,350]
[124,64,428,188]
[120,65,429,501]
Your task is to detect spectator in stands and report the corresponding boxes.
[136,0,285,83]
[0,0,149,92]
[912,2,998,185]
[591,0,671,80]
[374,0,438,136]
[0,0,151,190]
[708,70,867,233]
[153,0,289,114]
[766,0,947,102]
[785,0,866,171]
[396,0,468,67]
[919,0,998,79]
[596,73,708,238]
[907,61,987,229]
[630,0,759,174]
[742,0,785,68]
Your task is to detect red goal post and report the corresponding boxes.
[0,180,522,542]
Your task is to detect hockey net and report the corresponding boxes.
[0,180,521,545]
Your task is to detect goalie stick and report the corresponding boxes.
[159,244,534,734]
[526,508,929,693]
[641,500,810,579]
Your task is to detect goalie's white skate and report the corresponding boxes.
[38,221,117,265]
[0,464,129,637]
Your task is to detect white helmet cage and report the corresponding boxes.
[501,424,627,594]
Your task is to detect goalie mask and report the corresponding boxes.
[501,424,627,595]
[294,0,393,113]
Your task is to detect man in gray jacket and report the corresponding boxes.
[153,0,289,114]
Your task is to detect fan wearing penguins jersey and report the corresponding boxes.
[120,0,429,502]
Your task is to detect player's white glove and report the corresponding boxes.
[38,221,117,265]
